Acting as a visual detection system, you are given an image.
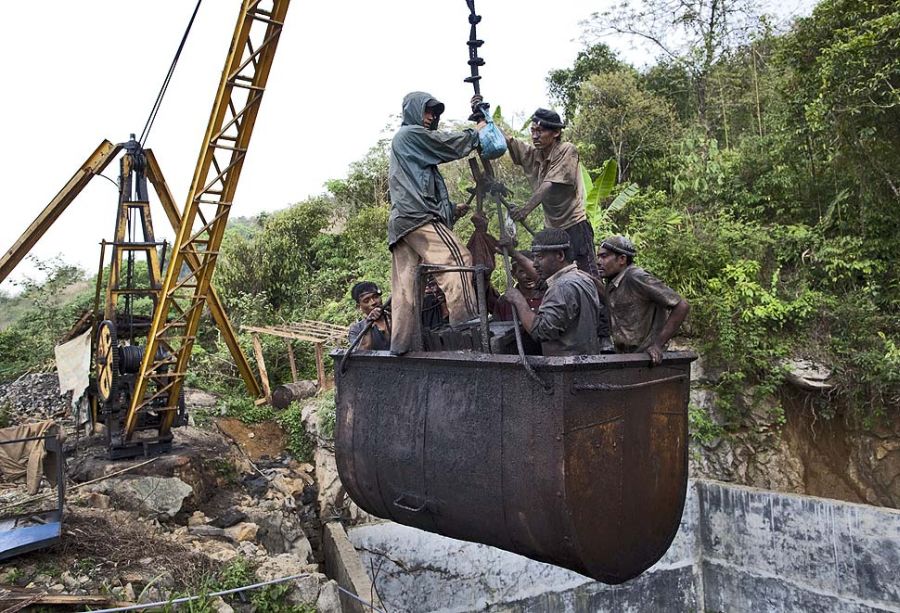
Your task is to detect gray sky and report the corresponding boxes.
[0,0,814,293]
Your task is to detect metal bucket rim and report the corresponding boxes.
[331,349,698,371]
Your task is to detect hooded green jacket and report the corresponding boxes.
[387,91,479,247]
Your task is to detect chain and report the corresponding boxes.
[464,0,484,96]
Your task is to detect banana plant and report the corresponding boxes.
[581,158,638,232]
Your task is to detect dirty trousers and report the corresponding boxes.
[390,222,476,353]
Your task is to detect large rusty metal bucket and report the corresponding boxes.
[332,350,696,584]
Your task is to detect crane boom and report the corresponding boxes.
[0,141,119,284]
[126,0,290,439]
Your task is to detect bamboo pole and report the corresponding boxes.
[286,340,299,383]
[251,333,271,403]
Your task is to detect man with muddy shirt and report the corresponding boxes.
[597,235,690,365]
[502,228,601,357]
[473,99,611,350]
[388,91,487,354]
[499,108,599,275]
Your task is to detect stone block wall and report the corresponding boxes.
[347,480,900,612]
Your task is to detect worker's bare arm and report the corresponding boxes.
[647,299,689,365]
[504,287,537,332]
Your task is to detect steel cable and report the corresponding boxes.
[84,571,387,613]
[138,0,203,147]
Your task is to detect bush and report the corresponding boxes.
[316,389,336,440]
[276,401,315,462]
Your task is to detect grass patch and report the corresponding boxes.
[224,394,275,424]
[0,402,11,428]
[276,402,315,462]
[160,557,314,612]
[204,457,240,485]
[688,402,724,446]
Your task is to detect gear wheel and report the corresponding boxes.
[95,319,119,404]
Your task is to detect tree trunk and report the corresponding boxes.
[272,381,318,409]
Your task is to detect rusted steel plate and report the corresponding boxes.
[333,350,695,583]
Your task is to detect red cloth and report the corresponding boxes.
[466,227,498,272]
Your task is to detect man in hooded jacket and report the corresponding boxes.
[388,91,487,354]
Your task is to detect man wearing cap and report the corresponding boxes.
[503,228,602,357]
[597,236,690,365]
[388,91,488,354]
[474,99,611,349]
[481,104,599,277]
[348,281,391,351]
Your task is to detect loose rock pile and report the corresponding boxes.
[0,372,70,423]
[0,396,349,612]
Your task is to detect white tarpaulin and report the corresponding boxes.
[54,329,92,423]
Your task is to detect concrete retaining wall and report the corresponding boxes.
[346,480,900,612]
[699,481,900,613]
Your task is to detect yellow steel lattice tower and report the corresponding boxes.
[126,0,291,439]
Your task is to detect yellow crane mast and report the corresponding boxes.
[125,0,291,446]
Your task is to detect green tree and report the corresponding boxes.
[780,0,900,216]
[586,0,765,133]
[326,140,390,216]
[217,198,335,312]
[571,71,678,181]
[0,257,91,380]
[546,43,627,115]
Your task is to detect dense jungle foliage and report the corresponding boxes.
[1,0,897,437]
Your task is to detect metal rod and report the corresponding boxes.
[493,194,550,391]
[574,374,686,392]
[475,265,490,353]
[413,266,426,352]
[0,434,61,445]
[87,573,314,613]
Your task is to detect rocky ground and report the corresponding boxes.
[684,348,900,508]
[0,379,361,611]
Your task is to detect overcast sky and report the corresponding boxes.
[0,0,814,293]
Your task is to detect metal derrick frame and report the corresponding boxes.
[128,0,291,439]
[0,139,261,401]
[106,140,164,330]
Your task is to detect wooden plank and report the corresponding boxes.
[244,325,336,344]
[251,333,272,402]
[315,343,326,389]
[243,323,347,345]
[286,340,299,383]
[0,589,123,608]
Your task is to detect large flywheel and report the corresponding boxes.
[95,320,119,403]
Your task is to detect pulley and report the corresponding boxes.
[95,320,119,404]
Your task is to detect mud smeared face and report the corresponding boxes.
[531,123,560,150]
[533,250,566,281]
[357,291,383,315]
[597,248,627,279]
